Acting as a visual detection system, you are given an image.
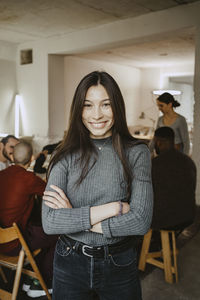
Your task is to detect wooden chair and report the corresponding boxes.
[138,229,178,283]
[0,223,51,300]
[0,288,12,300]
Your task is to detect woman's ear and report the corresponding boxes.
[168,102,173,109]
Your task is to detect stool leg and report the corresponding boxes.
[161,230,173,283]
[138,229,152,271]
[172,231,178,283]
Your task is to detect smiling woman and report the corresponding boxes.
[42,71,153,300]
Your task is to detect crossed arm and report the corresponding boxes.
[43,185,130,233]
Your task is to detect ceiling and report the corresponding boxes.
[75,28,195,68]
[0,0,197,70]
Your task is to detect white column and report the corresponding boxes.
[192,26,200,205]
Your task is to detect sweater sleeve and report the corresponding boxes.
[178,116,190,155]
[42,160,91,235]
[101,144,153,238]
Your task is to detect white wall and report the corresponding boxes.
[48,55,65,139]
[169,82,194,124]
[139,68,162,128]
[16,43,49,138]
[64,56,141,129]
[0,41,17,136]
[138,64,194,128]
[0,60,17,135]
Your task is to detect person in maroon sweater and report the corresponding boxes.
[0,141,58,298]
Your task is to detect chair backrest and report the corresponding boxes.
[0,223,52,300]
[12,223,35,260]
[0,225,18,244]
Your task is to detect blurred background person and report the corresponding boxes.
[151,127,196,232]
[0,140,57,298]
[153,92,190,155]
[33,141,61,174]
[0,135,19,170]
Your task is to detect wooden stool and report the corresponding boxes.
[138,229,178,283]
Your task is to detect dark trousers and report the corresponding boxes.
[8,223,58,285]
[53,236,142,300]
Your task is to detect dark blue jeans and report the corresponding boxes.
[53,236,142,300]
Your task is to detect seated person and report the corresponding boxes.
[33,141,61,174]
[0,135,19,170]
[0,140,58,298]
[151,127,196,231]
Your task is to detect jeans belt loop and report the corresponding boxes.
[104,244,109,259]
[74,241,79,252]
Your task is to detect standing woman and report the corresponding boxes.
[42,71,153,300]
[155,92,190,154]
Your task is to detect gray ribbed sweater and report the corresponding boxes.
[42,138,153,246]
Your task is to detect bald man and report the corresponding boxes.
[0,141,57,297]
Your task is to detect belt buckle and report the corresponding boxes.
[82,245,94,257]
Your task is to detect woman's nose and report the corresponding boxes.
[93,106,103,119]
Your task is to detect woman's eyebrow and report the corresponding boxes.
[84,98,110,102]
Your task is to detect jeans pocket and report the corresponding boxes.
[56,236,72,257]
[110,247,136,267]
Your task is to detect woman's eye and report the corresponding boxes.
[83,103,92,107]
[103,103,110,107]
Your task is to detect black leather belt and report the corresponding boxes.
[62,235,136,258]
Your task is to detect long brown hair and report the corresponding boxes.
[48,71,142,200]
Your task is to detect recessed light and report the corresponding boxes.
[153,90,181,95]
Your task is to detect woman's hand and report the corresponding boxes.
[90,202,130,234]
[43,185,72,209]
[122,202,130,214]
[90,222,102,234]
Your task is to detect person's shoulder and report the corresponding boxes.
[57,153,71,165]
[127,141,150,159]
[50,153,71,172]
[152,149,173,165]
[177,114,187,122]
[0,161,6,171]
[157,116,163,124]
[128,140,149,151]
[180,152,196,166]
[2,164,19,173]
[23,168,41,179]
[25,170,46,186]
